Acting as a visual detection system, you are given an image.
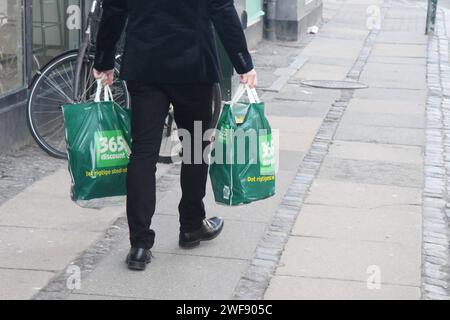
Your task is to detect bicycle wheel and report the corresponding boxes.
[27,51,129,159]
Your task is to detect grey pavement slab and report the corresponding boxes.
[318,157,423,188]
[305,179,422,209]
[278,150,305,172]
[0,226,102,271]
[345,99,425,115]
[328,141,423,164]
[267,116,323,134]
[0,269,56,300]
[317,23,369,41]
[74,241,248,300]
[353,87,426,102]
[363,62,426,75]
[252,41,301,69]
[265,100,329,118]
[340,111,425,129]
[294,63,349,81]
[376,31,428,45]
[360,75,425,91]
[150,214,266,260]
[275,83,341,103]
[67,293,143,300]
[265,275,420,300]
[371,43,427,58]
[275,236,421,287]
[254,67,280,89]
[267,116,323,152]
[156,169,296,223]
[301,38,363,60]
[335,123,425,147]
[0,170,123,231]
[367,55,426,66]
[301,55,355,68]
[292,204,421,245]
[360,64,426,90]
[382,16,426,33]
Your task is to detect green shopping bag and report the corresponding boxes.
[62,80,131,205]
[209,84,276,206]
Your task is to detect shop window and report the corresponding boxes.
[246,0,264,26]
[32,0,80,73]
[0,0,24,96]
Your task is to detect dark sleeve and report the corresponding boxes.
[207,0,254,75]
[93,0,128,71]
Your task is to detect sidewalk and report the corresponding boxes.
[264,0,426,299]
[0,0,441,300]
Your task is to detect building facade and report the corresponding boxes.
[0,0,81,153]
[265,0,323,41]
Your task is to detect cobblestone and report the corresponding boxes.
[423,8,450,299]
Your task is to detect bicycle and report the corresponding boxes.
[27,0,222,160]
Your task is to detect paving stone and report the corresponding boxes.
[335,123,425,146]
[294,63,349,81]
[74,241,248,300]
[292,204,421,245]
[353,87,427,102]
[341,111,425,129]
[376,31,428,44]
[67,293,142,300]
[367,56,426,65]
[150,214,266,260]
[301,38,364,60]
[305,179,422,209]
[265,275,420,300]
[276,237,421,287]
[0,226,103,271]
[0,170,124,231]
[371,43,427,58]
[0,269,56,300]
[266,116,323,152]
[278,150,305,172]
[156,169,296,223]
[265,100,329,118]
[346,99,424,115]
[328,141,423,164]
[318,157,423,188]
[276,83,341,103]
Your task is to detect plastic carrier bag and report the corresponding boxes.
[62,80,131,208]
[209,84,276,206]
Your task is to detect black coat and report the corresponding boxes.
[93,0,254,83]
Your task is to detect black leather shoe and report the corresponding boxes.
[179,217,224,249]
[126,247,152,271]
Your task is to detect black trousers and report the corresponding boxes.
[126,81,213,249]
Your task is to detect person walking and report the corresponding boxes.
[92,0,257,271]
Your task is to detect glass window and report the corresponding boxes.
[0,0,24,96]
[246,0,264,26]
[32,0,81,74]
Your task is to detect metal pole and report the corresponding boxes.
[263,0,277,40]
[426,0,438,34]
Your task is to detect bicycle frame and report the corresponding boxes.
[72,0,102,101]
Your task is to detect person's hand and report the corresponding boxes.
[240,69,257,88]
[93,68,114,86]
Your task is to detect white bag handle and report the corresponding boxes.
[230,84,261,105]
[94,79,114,103]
